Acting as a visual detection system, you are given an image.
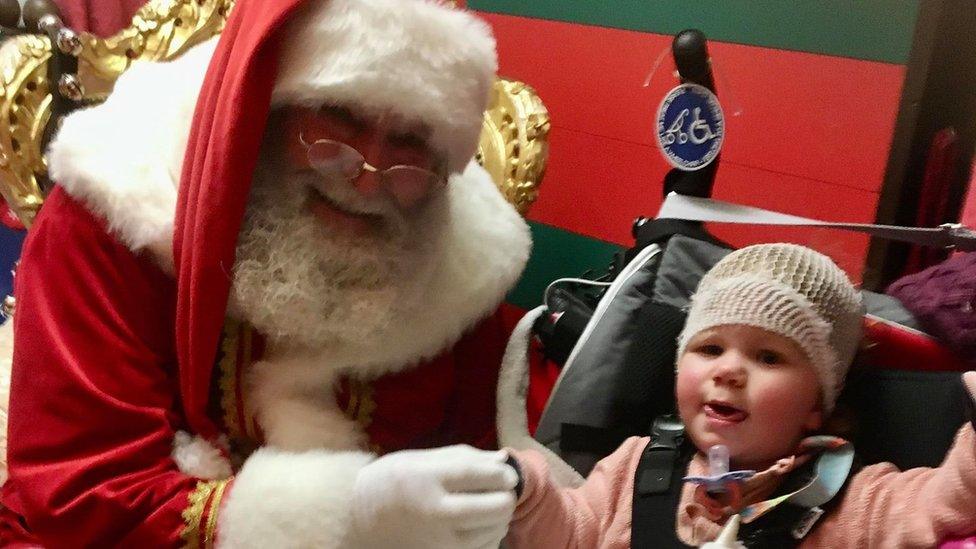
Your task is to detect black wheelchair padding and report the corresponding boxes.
[553,301,687,477]
[841,368,969,469]
[614,301,685,422]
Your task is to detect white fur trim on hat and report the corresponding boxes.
[678,244,864,414]
[47,38,217,268]
[273,0,497,174]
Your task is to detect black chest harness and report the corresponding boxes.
[631,416,857,549]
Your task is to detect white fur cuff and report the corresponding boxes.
[217,447,373,548]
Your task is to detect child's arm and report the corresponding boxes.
[505,436,649,549]
[805,372,976,548]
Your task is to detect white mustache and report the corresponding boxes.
[301,171,401,218]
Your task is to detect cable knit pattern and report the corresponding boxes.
[678,244,864,413]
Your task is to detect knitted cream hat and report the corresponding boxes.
[677,244,864,414]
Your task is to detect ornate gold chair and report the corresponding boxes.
[0,0,550,484]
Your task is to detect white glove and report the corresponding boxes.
[347,445,518,549]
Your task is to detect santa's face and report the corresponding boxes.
[229,105,449,352]
[279,104,446,238]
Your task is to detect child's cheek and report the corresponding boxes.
[675,360,706,413]
[747,372,820,441]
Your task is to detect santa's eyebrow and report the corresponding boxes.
[387,131,430,149]
[318,104,367,128]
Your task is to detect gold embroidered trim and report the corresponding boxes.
[239,326,257,440]
[343,379,377,429]
[180,479,231,549]
[218,319,262,443]
[203,480,229,548]
[218,319,243,440]
[181,479,226,548]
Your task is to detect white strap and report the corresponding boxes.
[657,192,976,251]
[496,306,584,488]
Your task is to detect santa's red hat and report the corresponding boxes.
[174,0,497,439]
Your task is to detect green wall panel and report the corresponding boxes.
[469,1,919,64]
[507,221,624,310]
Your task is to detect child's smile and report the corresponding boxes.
[702,400,749,426]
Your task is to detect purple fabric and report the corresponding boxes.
[887,252,976,365]
[55,0,146,36]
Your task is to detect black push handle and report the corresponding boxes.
[672,29,716,92]
[661,28,720,200]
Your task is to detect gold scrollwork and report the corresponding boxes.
[478,79,550,216]
[77,0,235,100]
[0,35,54,225]
[0,0,236,227]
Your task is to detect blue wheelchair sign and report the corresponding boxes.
[655,83,724,171]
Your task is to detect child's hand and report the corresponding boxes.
[349,445,518,549]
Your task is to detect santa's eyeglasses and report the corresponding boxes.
[300,133,446,209]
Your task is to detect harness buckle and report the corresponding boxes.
[650,414,684,450]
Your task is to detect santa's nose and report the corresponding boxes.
[350,170,382,197]
[348,140,387,197]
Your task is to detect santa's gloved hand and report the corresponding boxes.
[964,371,976,431]
[347,445,518,549]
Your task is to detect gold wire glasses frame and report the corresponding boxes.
[299,132,447,209]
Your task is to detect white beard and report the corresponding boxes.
[228,154,528,452]
[230,159,445,355]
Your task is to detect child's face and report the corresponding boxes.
[676,324,823,470]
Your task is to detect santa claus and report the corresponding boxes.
[0,0,531,547]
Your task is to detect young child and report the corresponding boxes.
[505,243,976,548]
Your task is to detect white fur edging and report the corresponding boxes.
[216,448,373,548]
[172,431,233,481]
[496,306,583,488]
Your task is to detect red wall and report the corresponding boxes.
[468,3,919,291]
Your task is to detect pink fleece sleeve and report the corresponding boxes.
[505,437,648,549]
[804,425,976,548]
